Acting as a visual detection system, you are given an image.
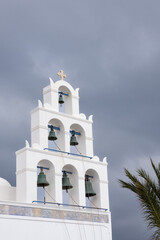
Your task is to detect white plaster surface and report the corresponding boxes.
[0,77,112,240]
[0,178,16,201]
[0,215,111,240]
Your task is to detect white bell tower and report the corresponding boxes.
[0,70,112,240]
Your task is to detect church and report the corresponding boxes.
[0,70,112,240]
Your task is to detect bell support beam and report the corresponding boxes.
[58,91,69,96]
[37,166,49,170]
[70,130,81,136]
[48,125,60,131]
[85,174,93,179]
[62,170,72,174]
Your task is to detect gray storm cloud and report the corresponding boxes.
[0,1,160,239]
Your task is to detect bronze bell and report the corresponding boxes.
[37,168,49,188]
[85,176,96,198]
[48,127,57,141]
[70,133,78,146]
[62,171,73,192]
[59,94,64,104]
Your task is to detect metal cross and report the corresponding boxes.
[57,70,66,80]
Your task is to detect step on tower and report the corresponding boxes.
[0,70,112,240]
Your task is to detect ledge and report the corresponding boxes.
[0,202,109,223]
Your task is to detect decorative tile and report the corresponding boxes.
[0,203,109,223]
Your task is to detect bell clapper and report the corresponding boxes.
[48,126,61,150]
[48,127,57,141]
[37,167,49,187]
[58,94,64,105]
[85,175,96,198]
[70,131,79,146]
[62,171,73,192]
[37,167,49,204]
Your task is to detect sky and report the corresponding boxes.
[0,0,160,239]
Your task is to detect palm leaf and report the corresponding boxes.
[119,159,160,240]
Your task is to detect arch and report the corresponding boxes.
[37,159,55,203]
[62,164,79,205]
[70,123,86,155]
[48,118,65,151]
[58,85,72,114]
[85,169,100,208]
[0,178,11,187]
[55,80,76,95]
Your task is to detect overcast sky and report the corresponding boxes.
[0,1,160,239]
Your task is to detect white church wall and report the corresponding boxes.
[43,78,80,116]
[0,178,16,201]
[16,147,109,210]
[31,106,94,155]
[0,72,112,240]
[0,202,112,240]
[0,215,111,240]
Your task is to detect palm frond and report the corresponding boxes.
[119,159,160,240]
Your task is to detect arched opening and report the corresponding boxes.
[85,169,100,208]
[37,160,55,203]
[62,164,79,206]
[58,86,72,114]
[48,118,65,151]
[70,123,86,155]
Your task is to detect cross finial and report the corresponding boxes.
[57,70,66,80]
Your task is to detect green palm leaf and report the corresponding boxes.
[119,159,160,240]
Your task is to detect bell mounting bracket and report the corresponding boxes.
[58,91,69,96]
[70,130,81,136]
[62,170,72,175]
[85,174,93,179]
[48,125,60,131]
[37,166,49,170]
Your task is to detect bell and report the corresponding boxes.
[59,94,64,104]
[85,176,96,198]
[70,133,78,146]
[37,168,49,187]
[48,127,57,141]
[62,171,73,192]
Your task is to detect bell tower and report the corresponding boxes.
[14,70,112,240]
